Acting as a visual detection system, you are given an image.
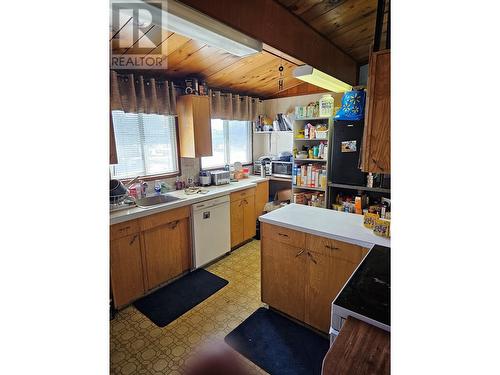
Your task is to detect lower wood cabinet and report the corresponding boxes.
[230,187,256,248]
[261,222,369,333]
[262,240,306,322]
[110,206,191,308]
[142,217,190,290]
[255,180,269,218]
[110,232,144,308]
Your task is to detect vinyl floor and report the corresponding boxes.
[110,239,268,374]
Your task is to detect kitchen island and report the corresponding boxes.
[259,203,390,248]
[258,203,389,333]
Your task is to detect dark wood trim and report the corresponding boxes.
[176,0,357,85]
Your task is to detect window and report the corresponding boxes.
[110,110,179,179]
[201,119,252,169]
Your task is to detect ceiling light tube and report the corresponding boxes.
[112,0,263,57]
[293,65,352,93]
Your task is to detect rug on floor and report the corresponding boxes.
[134,269,228,327]
[225,307,330,375]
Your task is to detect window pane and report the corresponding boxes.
[111,111,179,179]
[111,111,145,178]
[142,114,178,175]
[201,119,225,169]
[228,120,251,164]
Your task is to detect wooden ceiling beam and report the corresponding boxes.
[174,0,358,85]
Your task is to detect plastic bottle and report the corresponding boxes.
[319,94,334,117]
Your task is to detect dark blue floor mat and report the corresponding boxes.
[134,269,228,327]
[225,307,330,375]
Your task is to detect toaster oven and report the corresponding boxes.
[211,170,231,185]
[271,161,293,179]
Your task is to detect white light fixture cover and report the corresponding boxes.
[111,0,263,57]
[293,65,352,93]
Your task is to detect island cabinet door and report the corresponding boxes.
[110,233,144,308]
[243,195,256,240]
[261,236,307,322]
[230,199,244,247]
[305,235,370,332]
[142,218,190,290]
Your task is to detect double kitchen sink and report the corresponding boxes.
[135,194,183,208]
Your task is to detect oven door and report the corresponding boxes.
[271,162,292,178]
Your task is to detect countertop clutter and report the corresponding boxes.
[110,175,267,225]
[258,203,390,248]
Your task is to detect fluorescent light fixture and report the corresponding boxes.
[293,65,352,93]
[112,0,262,57]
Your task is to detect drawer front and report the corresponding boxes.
[230,187,255,202]
[110,219,140,240]
[261,223,306,249]
[306,234,368,263]
[139,206,190,232]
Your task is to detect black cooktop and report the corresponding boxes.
[334,245,390,326]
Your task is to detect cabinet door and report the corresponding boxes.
[255,181,269,218]
[362,50,390,173]
[177,95,212,158]
[143,218,190,290]
[230,199,244,247]
[110,233,144,308]
[243,195,256,240]
[261,236,306,321]
[305,244,368,333]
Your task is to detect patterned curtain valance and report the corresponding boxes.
[110,71,177,115]
[209,89,263,121]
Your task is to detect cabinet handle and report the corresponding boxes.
[372,158,385,171]
[278,233,289,238]
[295,249,304,257]
[307,252,317,264]
[129,234,138,245]
[119,226,130,232]
[325,244,340,250]
[168,220,179,229]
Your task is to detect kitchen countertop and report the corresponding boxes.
[110,176,268,225]
[258,203,390,248]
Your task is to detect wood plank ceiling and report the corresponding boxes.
[110,0,389,98]
[275,0,389,63]
[111,26,309,99]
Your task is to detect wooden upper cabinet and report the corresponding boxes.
[177,95,213,158]
[110,231,144,308]
[362,50,390,173]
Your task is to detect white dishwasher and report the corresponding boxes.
[192,195,231,269]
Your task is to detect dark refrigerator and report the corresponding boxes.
[330,119,366,186]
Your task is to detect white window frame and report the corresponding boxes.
[201,119,253,169]
[110,111,180,180]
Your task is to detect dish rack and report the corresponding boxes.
[110,195,136,212]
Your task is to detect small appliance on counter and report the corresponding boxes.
[271,161,293,179]
[211,170,231,185]
[199,170,212,186]
[253,155,273,177]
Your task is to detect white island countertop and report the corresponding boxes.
[110,176,268,225]
[259,203,390,248]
